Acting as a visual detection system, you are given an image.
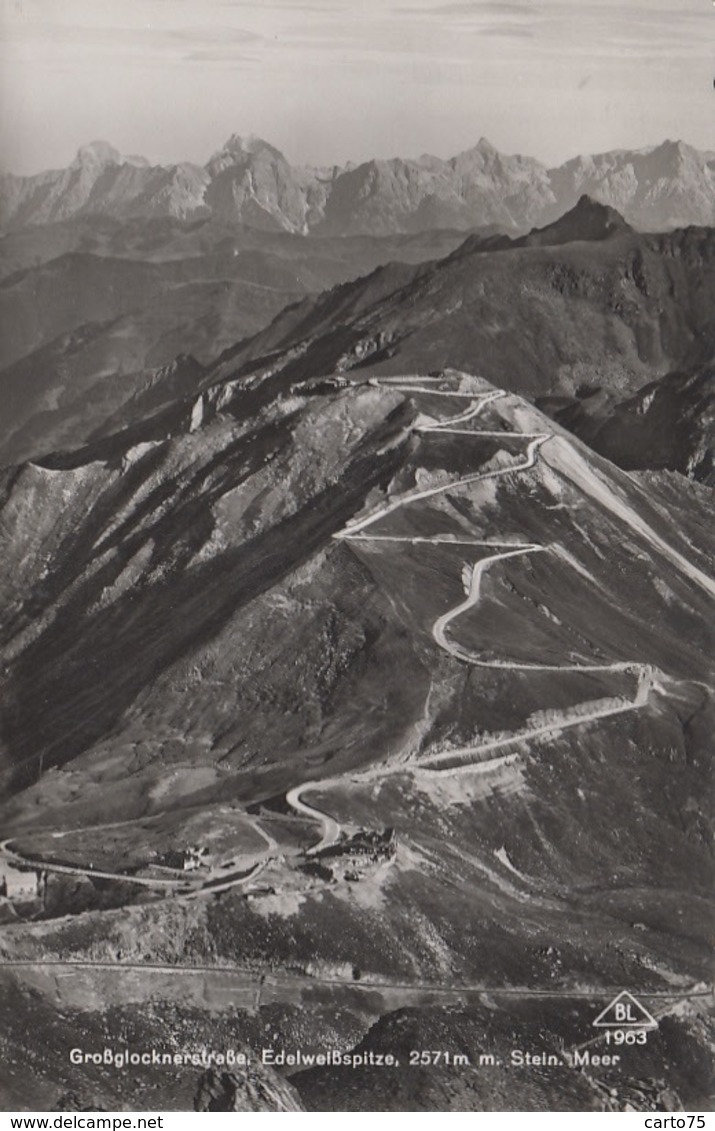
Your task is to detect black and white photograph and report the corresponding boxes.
[0,0,713,1115]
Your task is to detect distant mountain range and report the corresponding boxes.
[2,134,714,235]
[1,194,713,479]
[0,218,469,465]
[193,195,715,484]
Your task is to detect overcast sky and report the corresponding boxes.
[0,0,713,174]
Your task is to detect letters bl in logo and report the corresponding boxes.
[592,991,658,1029]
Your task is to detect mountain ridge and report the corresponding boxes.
[197,200,715,398]
[2,198,713,480]
[2,135,714,235]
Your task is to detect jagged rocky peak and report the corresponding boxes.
[452,136,502,166]
[231,132,279,153]
[71,140,123,169]
[69,140,149,171]
[656,138,697,164]
[208,133,285,167]
[471,136,499,156]
[568,192,631,229]
[2,134,713,235]
[533,193,632,243]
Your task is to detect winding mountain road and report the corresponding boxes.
[331,375,707,775]
[432,549,651,674]
[0,839,267,895]
[4,371,712,1059]
[285,783,342,855]
[6,375,710,878]
[280,376,683,851]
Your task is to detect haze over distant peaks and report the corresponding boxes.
[1,135,713,234]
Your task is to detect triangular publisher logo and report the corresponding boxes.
[592,991,658,1029]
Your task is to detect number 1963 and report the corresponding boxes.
[604,1029,649,1045]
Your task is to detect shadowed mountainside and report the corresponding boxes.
[541,358,715,485]
[169,198,715,483]
[0,218,471,466]
[3,198,714,476]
